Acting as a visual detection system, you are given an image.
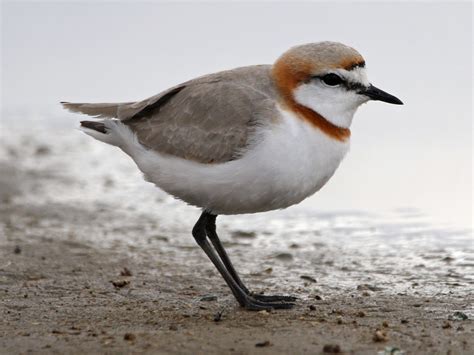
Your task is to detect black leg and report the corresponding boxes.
[192,212,294,310]
[205,214,250,293]
[200,212,297,305]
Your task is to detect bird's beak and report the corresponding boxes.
[359,84,403,105]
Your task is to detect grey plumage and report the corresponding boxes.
[63,65,280,163]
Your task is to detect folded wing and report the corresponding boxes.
[125,80,275,163]
[63,65,278,164]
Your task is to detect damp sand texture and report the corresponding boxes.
[0,131,473,355]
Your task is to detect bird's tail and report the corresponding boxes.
[79,120,138,151]
[61,101,132,119]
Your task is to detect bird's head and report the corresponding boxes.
[272,42,402,133]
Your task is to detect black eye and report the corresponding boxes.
[321,73,343,86]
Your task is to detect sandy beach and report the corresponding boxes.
[0,124,472,355]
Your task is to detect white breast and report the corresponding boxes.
[116,106,350,215]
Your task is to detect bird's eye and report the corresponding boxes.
[321,73,343,86]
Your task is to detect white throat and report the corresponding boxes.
[293,67,370,128]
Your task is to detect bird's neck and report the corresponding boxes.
[281,96,351,142]
[271,64,351,142]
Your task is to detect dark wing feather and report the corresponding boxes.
[124,71,277,164]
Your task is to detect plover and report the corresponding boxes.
[62,41,402,310]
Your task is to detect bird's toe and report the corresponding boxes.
[251,294,298,302]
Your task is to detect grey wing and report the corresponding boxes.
[61,85,186,120]
[124,81,275,164]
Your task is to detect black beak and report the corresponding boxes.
[359,84,403,105]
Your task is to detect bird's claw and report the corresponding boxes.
[240,294,296,311]
[251,293,298,302]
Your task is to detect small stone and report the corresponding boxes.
[120,267,132,277]
[111,280,130,288]
[123,333,136,341]
[200,295,217,302]
[382,321,389,328]
[255,340,271,347]
[323,344,341,353]
[449,311,468,321]
[300,275,317,283]
[356,311,366,317]
[213,311,222,322]
[314,295,323,300]
[401,319,409,324]
[309,305,316,311]
[169,324,178,331]
[275,253,293,261]
[442,321,452,329]
[13,245,21,254]
[373,329,388,342]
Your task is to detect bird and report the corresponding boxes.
[62,41,402,311]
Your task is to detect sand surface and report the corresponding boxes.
[0,127,473,354]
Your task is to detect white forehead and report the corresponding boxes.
[333,67,370,87]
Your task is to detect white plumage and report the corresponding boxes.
[81,104,349,215]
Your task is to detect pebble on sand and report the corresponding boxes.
[123,333,136,341]
[111,280,130,288]
[274,252,293,261]
[300,275,317,283]
[200,295,218,302]
[120,267,132,277]
[323,344,341,353]
[442,321,452,329]
[449,311,468,321]
[373,329,388,342]
[255,340,271,347]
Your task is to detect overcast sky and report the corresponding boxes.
[1,1,472,227]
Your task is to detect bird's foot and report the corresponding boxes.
[240,294,296,311]
[251,293,298,302]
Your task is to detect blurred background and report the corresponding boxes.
[1,1,472,229]
[1,3,473,352]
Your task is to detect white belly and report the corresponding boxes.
[125,107,349,215]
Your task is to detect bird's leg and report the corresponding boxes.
[204,213,250,293]
[204,212,297,303]
[192,211,294,310]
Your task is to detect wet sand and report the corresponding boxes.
[0,130,473,354]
